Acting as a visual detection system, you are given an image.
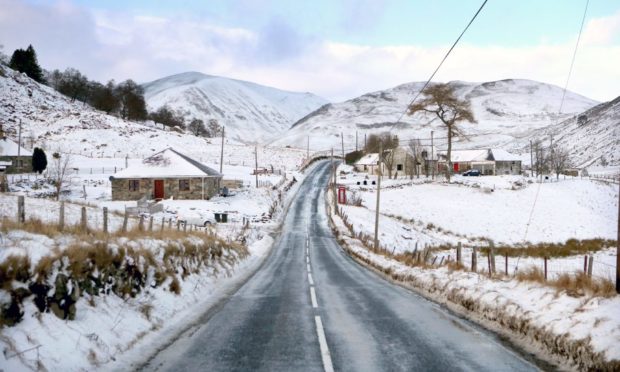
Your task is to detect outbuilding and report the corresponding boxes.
[0,137,32,174]
[110,148,222,201]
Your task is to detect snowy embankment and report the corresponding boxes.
[327,192,620,370]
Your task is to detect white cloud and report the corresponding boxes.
[0,0,618,103]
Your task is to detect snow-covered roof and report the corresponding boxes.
[112,148,222,179]
[490,149,520,161]
[438,149,489,162]
[355,153,379,166]
[0,138,32,157]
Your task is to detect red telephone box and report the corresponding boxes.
[337,186,346,204]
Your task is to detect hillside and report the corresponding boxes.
[0,66,238,158]
[273,79,598,156]
[534,96,620,168]
[142,72,328,143]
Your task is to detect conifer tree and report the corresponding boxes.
[32,147,48,174]
[10,45,45,83]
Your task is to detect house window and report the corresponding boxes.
[128,180,140,192]
[179,179,190,191]
[364,165,367,170]
[397,164,403,171]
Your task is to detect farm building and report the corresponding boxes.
[0,137,32,174]
[354,153,381,175]
[437,149,522,175]
[110,148,222,201]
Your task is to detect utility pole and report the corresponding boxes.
[219,126,225,174]
[374,142,382,251]
[431,130,435,180]
[530,139,534,177]
[355,131,358,152]
[364,133,367,150]
[17,119,22,170]
[331,148,337,210]
[616,180,619,294]
[254,145,258,188]
[341,132,345,160]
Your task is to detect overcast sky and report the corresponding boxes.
[1,0,619,102]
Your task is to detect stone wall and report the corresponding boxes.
[111,177,221,201]
[0,155,32,174]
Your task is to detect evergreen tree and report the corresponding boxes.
[32,147,48,174]
[9,45,45,83]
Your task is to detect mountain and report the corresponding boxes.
[534,96,620,168]
[272,79,598,157]
[142,72,328,143]
[0,66,238,159]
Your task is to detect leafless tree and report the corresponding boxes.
[549,145,571,180]
[532,140,548,180]
[188,118,206,136]
[48,152,73,200]
[382,148,396,179]
[407,83,476,181]
[407,138,423,179]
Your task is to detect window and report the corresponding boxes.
[179,179,190,191]
[363,165,367,170]
[128,180,140,192]
[397,164,403,171]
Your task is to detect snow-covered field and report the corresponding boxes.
[329,196,620,370]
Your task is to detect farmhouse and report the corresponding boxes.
[354,153,381,175]
[437,149,522,175]
[110,148,222,201]
[0,137,32,174]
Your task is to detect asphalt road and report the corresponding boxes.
[145,161,539,372]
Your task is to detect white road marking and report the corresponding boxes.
[306,256,310,264]
[314,316,335,372]
[310,286,318,308]
[307,263,311,272]
[308,273,314,286]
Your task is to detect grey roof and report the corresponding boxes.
[169,148,222,177]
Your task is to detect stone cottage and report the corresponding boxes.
[0,137,32,174]
[110,148,222,201]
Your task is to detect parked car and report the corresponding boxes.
[177,212,216,226]
[462,169,481,176]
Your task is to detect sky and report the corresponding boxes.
[1,0,619,102]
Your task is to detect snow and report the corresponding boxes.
[111,148,221,179]
[0,138,32,157]
[143,71,328,143]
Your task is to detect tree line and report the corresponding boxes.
[1,44,222,138]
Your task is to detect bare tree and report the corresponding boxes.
[549,145,571,180]
[407,83,476,181]
[48,152,73,200]
[206,119,222,138]
[407,138,423,179]
[382,148,396,179]
[532,140,548,180]
[188,118,206,136]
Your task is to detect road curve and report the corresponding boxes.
[144,161,539,372]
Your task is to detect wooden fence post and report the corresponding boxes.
[489,242,496,274]
[149,216,153,232]
[139,215,145,231]
[183,222,187,233]
[176,220,181,231]
[80,207,87,232]
[59,201,65,231]
[472,247,477,272]
[456,242,462,265]
[544,256,548,281]
[583,255,588,273]
[17,196,25,223]
[168,218,172,229]
[587,256,594,277]
[505,253,508,276]
[122,211,128,233]
[103,207,108,234]
[161,217,165,232]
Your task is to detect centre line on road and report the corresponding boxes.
[310,286,318,308]
[307,263,311,272]
[306,256,310,264]
[308,273,314,285]
[314,316,335,372]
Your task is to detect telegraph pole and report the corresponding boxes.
[364,133,367,150]
[530,139,534,177]
[374,142,382,251]
[341,132,345,159]
[355,131,358,152]
[219,126,225,174]
[616,180,619,294]
[17,119,22,170]
[331,148,337,210]
[254,145,258,188]
[431,130,435,180]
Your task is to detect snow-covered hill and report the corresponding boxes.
[534,96,620,168]
[142,72,328,143]
[273,79,598,156]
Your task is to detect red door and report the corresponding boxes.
[154,180,164,199]
[453,163,459,172]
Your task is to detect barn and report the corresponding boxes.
[110,148,222,201]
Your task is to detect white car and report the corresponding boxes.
[177,212,216,227]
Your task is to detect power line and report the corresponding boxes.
[394,0,489,125]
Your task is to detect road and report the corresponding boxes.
[144,161,540,371]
